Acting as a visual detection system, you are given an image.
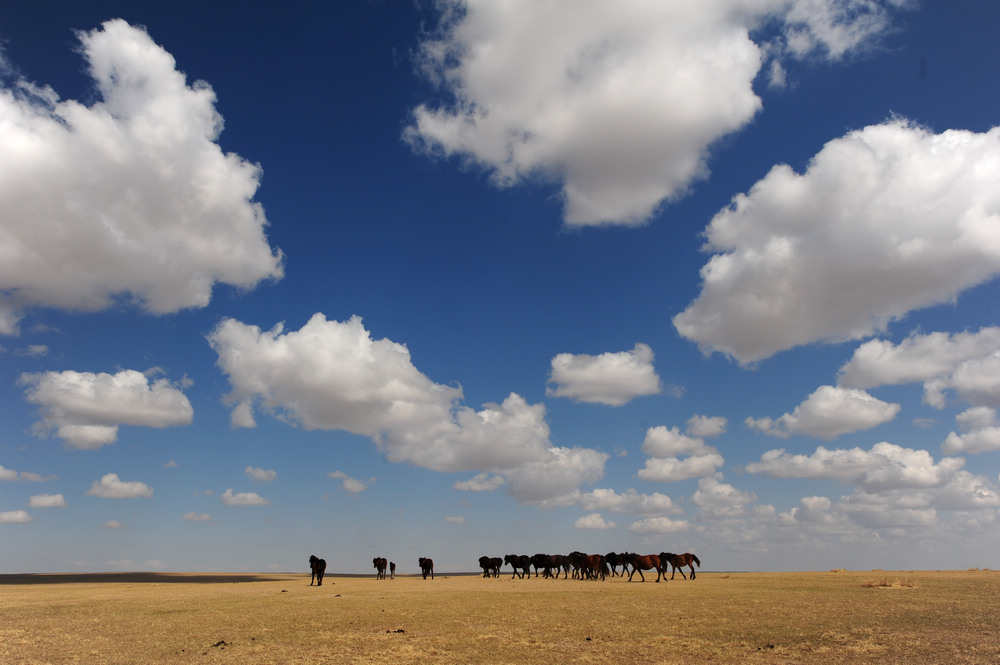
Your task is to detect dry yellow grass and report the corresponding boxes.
[2,570,999,664]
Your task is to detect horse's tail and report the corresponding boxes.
[691,554,701,568]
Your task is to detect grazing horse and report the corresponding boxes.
[659,552,700,580]
[418,557,434,579]
[479,556,502,578]
[623,552,662,582]
[373,557,388,580]
[309,555,326,586]
[605,552,624,577]
[504,554,531,579]
[389,561,396,580]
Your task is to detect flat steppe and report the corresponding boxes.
[2,569,998,664]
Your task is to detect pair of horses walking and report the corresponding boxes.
[372,557,396,579]
[622,552,700,582]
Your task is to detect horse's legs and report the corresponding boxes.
[690,566,695,580]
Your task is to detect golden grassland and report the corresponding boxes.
[2,569,999,664]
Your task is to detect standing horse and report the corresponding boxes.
[623,552,662,582]
[389,561,396,579]
[309,555,326,586]
[418,557,434,579]
[373,557,388,580]
[479,556,502,578]
[659,552,700,580]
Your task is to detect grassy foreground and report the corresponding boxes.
[2,570,999,664]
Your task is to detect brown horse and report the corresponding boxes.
[389,561,396,579]
[308,555,326,586]
[569,551,608,580]
[418,557,434,579]
[623,552,662,582]
[373,557,388,580]
[659,552,700,580]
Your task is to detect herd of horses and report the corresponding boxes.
[481,552,700,582]
[309,551,698,583]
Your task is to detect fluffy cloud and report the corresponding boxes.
[28,494,66,508]
[686,414,728,438]
[577,488,682,515]
[0,510,33,524]
[209,313,607,502]
[0,464,55,482]
[0,19,283,335]
[746,385,900,439]
[183,512,212,522]
[86,473,153,499]
[942,407,1000,455]
[453,473,505,492]
[220,489,269,506]
[674,120,1000,363]
[245,466,277,483]
[574,513,617,530]
[637,425,723,481]
[839,328,1000,408]
[546,343,661,406]
[691,475,756,520]
[20,369,193,449]
[328,471,370,494]
[627,516,691,535]
[406,1,903,227]
[745,442,965,493]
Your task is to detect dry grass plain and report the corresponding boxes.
[2,569,999,664]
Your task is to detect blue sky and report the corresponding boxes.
[3,0,1000,574]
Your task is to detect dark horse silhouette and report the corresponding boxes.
[504,554,531,579]
[389,561,396,579]
[605,552,625,577]
[623,552,662,582]
[373,557,388,580]
[309,555,326,586]
[659,552,700,579]
[418,557,434,579]
[479,556,502,578]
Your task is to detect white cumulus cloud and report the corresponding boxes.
[746,385,900,439]
[86,473,153,499]
[745,442,966,492]
[28,493,66,508]
[675,120,1000,363]
[838,328,1000,408]
[574,513,617,530]
[0,510,33,524]
[627,516,691,535]
[328,471,370,494]
[637,425,723,481]
[220,489,269,506]
[406,1,905,227]
[546,343,661,406]
[245,466,277,482]
[942,407,1000,455]
[20,369,193,449]
[209,313,606,502]
[0,19,283,334]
